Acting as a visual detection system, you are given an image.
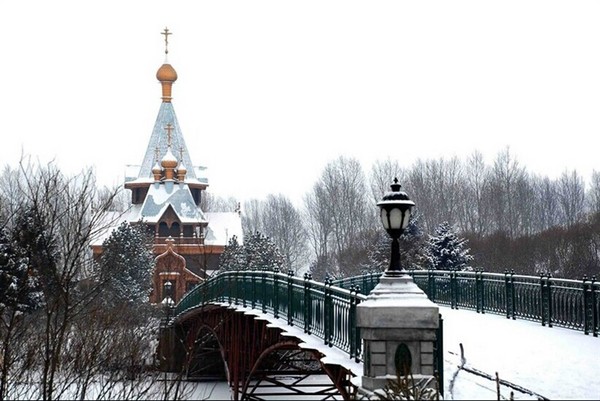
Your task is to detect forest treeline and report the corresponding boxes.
[205,147,600,280]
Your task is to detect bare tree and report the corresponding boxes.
[586,170,600,217]
[558,169,586,228]
[15,162,123,400]
[241,198,265,237]
[304,184,335,279]
[532,175,560,232]
[369,158,406,203]
[315,156,375,275]
[260,194,309,273]
[490,147,526,238]
[405,159,435,233]
[461,150,492,237]
[201,192,239,213]
[239,195,308,273]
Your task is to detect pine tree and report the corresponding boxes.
[12,207,59,295]
[218,232,285,272]
[98,221,155,305]
[218,235,246,271]
[245,232,285,272]
[0,228,43,312]
[398,211,425,270]
[424,221,474,271]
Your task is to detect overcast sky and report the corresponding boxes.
[1,1,599,205]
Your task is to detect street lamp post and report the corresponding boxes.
[163,281,174,321]
[377,178,415,276]
[356,178,440,396]
[160,280,175,375]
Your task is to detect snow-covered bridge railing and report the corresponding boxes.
[173,270,364,362]
[172,269,447,394]
[334,270,599,336]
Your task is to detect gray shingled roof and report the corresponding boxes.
[135,102,208,184]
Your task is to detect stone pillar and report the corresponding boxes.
[356,273,439,396]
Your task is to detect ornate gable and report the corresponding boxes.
[151,238,203,303]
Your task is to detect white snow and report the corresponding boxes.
[440,306,600,400]
[205,212,244,246]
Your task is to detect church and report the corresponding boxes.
[92,28,243,304]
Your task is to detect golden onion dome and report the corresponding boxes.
[156,63,178,82]
[161,149,178,169]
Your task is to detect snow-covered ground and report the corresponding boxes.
[188,304,600,400]
[441,306,600,400]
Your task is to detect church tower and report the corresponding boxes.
[93,28,242,304]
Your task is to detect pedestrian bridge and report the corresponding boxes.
[159,269,599,400]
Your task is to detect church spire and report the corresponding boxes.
[156,27,177,103]
[129,28,207,185]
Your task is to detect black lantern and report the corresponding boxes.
[162,280,174,321]
[377,178,415,276]
[163,280,173,301]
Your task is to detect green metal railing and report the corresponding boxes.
[173,269,446,392]
[174,270,364,362]
[334,270,600,337]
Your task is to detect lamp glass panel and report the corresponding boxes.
[401,207,412,229]
[389,208,403,229]
[380,208,389,229]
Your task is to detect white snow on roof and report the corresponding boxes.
[204,212,243,246]
[124,165,141,182]
[128,182,207,224]
[90,210,129,247]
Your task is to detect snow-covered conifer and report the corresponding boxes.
[245,232,285,272]
[218,235,246,271]
[99,221,155,305]
[0,228,43,312]
[423,221,474,270]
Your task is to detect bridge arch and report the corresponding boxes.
[185,323,229,382]
[172,303,353,400]
[242,341,351,400]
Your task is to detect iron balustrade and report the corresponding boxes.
[174,270,364,362]
[170,267,597,399]
[334,270,599,337]
[173,270,444,393]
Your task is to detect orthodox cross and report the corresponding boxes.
[165,123,174,148]
[154,147,160,163]
[179,146,185,162]
[161,27,172,55]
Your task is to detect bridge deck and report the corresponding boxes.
[219,302,600,400]
[440,305,600,400]
[180,302,599,400]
